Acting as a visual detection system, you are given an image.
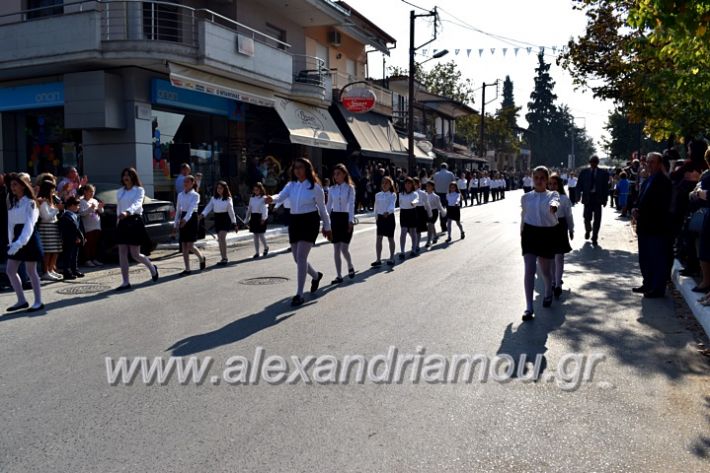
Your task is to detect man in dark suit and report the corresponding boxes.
[577,155,610,245]
[632,152,673,298]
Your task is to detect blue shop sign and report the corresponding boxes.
[151,79,242,121]
[0,82,64,111]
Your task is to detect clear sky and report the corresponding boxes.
[346,0,614,155]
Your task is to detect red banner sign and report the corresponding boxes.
[341,87,377,114]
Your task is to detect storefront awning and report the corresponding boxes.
[336,105,408,160]
[168,63,275,108]
[274,98,347,150]
[434,148,487,163]
[399,137,435,162]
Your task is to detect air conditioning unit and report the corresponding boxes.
[328,30,342,47]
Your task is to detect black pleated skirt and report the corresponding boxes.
[179,212,199,243]
[428,209,439,224]
[289,211,320,244]
[400,208,418,229]
[8,224,43,262]
[214,212,233,233]
[115,215,149,246]
[376,213,395,238]
[330,211,353,244]
[521,223,558,259]
[554,217,572,254]
[415,206,429,232]
[446,206,461,222]
[249,213,267,234]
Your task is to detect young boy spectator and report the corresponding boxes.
[59,196,85,280]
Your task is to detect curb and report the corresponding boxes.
[156,226,289,251]
[671,259,710,338]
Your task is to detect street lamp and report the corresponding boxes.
[407,8,444,175]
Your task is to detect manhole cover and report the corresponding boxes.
[239,277,289,286]
[56,284,110,295]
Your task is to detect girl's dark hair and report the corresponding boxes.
[332,163,354,187]
[381,176,396,193]
[183,175,198,191]
[448,181,460,194]
[402,177,415,194]
[38,180,56,200]
[549,174,566,196]
[214,180,232,200]
[120,167,142,188]
[290,157,320,189]
[7,173,37,207]
[252,182,266,197]
[425,180,436,190]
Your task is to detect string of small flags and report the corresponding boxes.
[420,46,567,58]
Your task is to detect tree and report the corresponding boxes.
[388,61,475,104]
[603,108,664,161]
[526,53,558,129]
[498,75,520,131]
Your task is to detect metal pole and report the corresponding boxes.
[407,10,416,175]
[479,82,486,162]
[570,126,575,169]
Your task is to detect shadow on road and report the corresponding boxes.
[690,395,710,459]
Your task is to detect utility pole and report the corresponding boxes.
[479,81,498,167]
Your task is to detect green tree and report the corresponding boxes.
[602,109,664,161]
[499,75,520,131]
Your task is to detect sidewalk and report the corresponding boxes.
[672,260,710,338]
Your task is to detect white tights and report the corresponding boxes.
[118,244,156,286]
[447,220,464,239]
[333,242,353,278]
[400,227,416,254]
[5,260,41,307]
[291,241,318,297]
[523,253,553,311]
[253,233,267,254]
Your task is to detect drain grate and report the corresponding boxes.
[56,284,110,295]
[239,277,289,286]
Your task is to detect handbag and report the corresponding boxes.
[688,208,708,234]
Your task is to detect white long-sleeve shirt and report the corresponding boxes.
[327,183,355,224]
[522,176,533,187]
[374,191,396,215]
[480,177,490,187]
[567,177,578,188]
[557,194,574,233]
[468,178,479,190]
[246,196,268,221]
[456,178,467,192]
[426,191,445,213]
[272,180,330,231]
[415,189,432,217]
[521,190,560,229]
[79,197,103,232]
[7,196,39,251]
[202,196,237,224]
[116,186,145,217]
[39,200,59,223]
[398,191,419,210]
[446,192,461,207]
[174,189,200,227]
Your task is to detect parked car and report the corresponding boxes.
[96,189,176,258]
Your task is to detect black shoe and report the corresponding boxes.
[592,239,598,247]
[348,268,355,279]
[114,284,132,292]
[263,247,269,257]
[410,251,418,258]
[179,270,192,276]
[584,231,590,240]
[522,310,535,321]
[554,285,563,300]
[62,272,76,281]
[644,290,665,298]
[542,296,553,308]
[217,259,228,266]
[291,295,305,307]
[331,277,344,284]
[446,238,452,243]
[399,253,406,260]
[386,259,395,266]
[371,260,382,267]
[632,286,647,293]
[253,253,260,259]
[26,303,45,313]
[72,271,85,278]
[152,265,159,282]
[461,232,465,239]
[200,257,206,271]
[6,302,29,312]
[310,272,323,293]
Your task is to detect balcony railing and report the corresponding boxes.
[293,55,328,88]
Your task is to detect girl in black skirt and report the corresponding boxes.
[327,164,356,284]
[174,175,205,275]
[445,181,465,242]
[371,176,397,267]
[201,180,237,265]
[246,182,269,258]
[5,174,44,312]
[265,157,332,307]
[548,174,574,299]
[413,177,432,255]
[398,177,419,259]
[520,166,560,321]
[115,168,158,291]
[424,181,445,247]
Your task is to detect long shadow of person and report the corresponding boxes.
[167,298,299,356]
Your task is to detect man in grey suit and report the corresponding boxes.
[577,155,610,246]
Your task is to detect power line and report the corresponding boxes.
[400,0,431,13]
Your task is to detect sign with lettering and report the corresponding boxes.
[340,86,376,114]
[0,82,64,111]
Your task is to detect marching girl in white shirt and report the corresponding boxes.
[328,164,356,283]
[266,157,331,307]
[522,172,533,193]
[174,175,205,275]
[200,180,237,265]
[458,173,469,207]
[246,182,269,259]
[398,177,419,260]
[446,182,465,242]
[424,181,446,247]
[114,168,158,291]
[480,172,490,204]
[371,176,397,267]
[469,173,480,205]
[548,174,574,299]
[5,174,44,312]
[413,177,432,255]
[520,166,560,321]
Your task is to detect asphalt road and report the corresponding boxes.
[1,190,708,472]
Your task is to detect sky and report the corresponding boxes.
[346,0,614,156]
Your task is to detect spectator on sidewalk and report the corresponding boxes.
[577,155,610,246]
[79,184,104,267]
[58,197,85,280]
[632,152,672,298]
[433,163,455,232]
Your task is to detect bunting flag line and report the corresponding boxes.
[466,49,472,58]
[454,48,460,56]
[414,44,567,60]
[502,48,507,56]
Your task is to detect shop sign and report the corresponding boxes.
[341,86,376,114]
[0,82,64,111]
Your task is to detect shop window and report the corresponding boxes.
[21,109,82,177]
[26,0,63,20]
